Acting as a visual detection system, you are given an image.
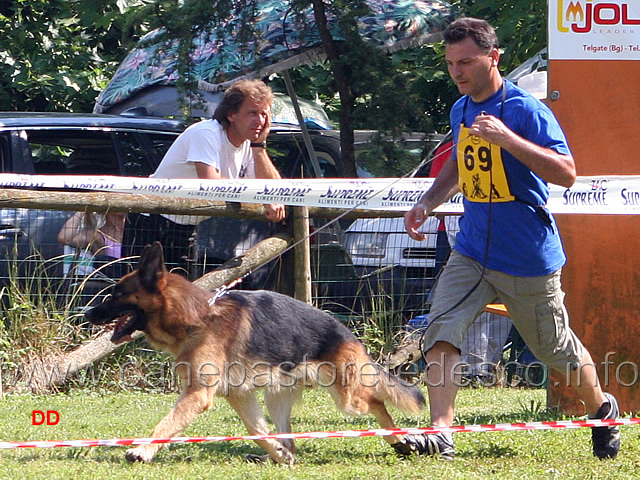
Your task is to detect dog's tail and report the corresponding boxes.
[325,340,425,416]
[371,364,426,414]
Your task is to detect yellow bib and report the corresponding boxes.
[457,125,514,202]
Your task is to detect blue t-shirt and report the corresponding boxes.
[451,80,570,276]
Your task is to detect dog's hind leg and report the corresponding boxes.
[366,398,407,445]
[326,354,408,447]
[264,386,303,453]
[125,386,212,463]
[329,381,406,446]
[226,391,295,465]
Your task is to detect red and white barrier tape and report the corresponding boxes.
[2,418,639,450]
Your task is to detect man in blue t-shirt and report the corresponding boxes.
[396,17,620,461]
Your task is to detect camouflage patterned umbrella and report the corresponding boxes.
[94,0,455,116]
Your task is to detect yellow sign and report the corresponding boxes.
[457,125,514,203]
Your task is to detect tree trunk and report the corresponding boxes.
[311,0,358,177]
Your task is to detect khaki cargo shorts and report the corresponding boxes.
[423,250,586,373]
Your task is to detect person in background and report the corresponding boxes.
[58,211,126,277]
[427,135,454,272]
[125,79,286,274]
[398,17,620,460]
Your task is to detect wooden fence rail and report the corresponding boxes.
[0,187,406,392]
[0,188,404,219]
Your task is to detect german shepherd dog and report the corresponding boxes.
[85,242,424,464]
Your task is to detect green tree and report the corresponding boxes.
[458,0,547,72]
[142,0,457,176]
[0,0,149,111]
[0,0,547,176]
[275,0,548,176]
[295,0,548,131]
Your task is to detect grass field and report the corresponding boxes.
[1,386,638,479]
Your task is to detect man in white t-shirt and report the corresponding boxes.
[127,79,286,274]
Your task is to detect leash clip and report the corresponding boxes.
[208,277,244,306]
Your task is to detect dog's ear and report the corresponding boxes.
[138,241,166,290]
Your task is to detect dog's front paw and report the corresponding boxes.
[276,446,295,466]
[125,445,156,463]
[244,449,295,466]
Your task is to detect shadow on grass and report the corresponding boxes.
[8,441,257,466]
[456,404,565,427]
[459,441,518,459]
[6,396,565,466]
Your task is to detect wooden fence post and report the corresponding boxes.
[292,206,312,305]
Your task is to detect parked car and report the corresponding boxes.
[0,111,353,312]
[0,108,449,318]
[343,133,453,318]
[0,113,183,303]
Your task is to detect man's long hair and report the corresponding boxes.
[213,79,274,129]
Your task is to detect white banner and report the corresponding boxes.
[2,173,640,215]
[549,0,640,60]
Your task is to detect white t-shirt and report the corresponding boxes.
[152,119,256,179]
[151,119,256,224]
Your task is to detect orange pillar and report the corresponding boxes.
[548,59,640,414]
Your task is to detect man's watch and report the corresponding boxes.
[250,142,267,148]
